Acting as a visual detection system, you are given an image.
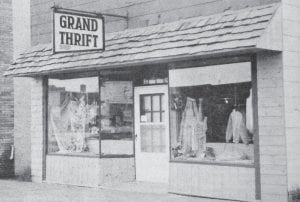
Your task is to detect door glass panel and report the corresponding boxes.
[152,95,160,111]
[161,95,165,111]
[140,124,166,153]
[146,112,152,123]
[139,93,166,153]
[153,112,161,123]
[161,112,165,122]
[143,96,151,112]
[140,94,164,123]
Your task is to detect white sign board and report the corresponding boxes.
[169,62,251,87]
[53,9,104,53]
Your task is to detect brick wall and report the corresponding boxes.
[257,52,288,202]
[282,0,300,191]
[30,0,280,46]
[0,0,14,177]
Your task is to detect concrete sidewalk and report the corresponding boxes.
[0,179,229,202]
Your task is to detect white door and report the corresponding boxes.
[134,85,169,183]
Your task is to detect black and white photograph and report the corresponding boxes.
[0,0,299,201]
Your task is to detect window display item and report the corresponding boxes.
[246,89,253,134]
[197,98,207,156]
[48,77,100,155]
[49,94,99,153]
[179,97,207,157]
[225,109,249,144]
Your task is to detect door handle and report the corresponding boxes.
[135,134,137,139]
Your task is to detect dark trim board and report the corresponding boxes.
[251,54,261,200]
[42,76,49,181]
[169,192,246,202]
[170,160,255,168]
[47,153,100,159]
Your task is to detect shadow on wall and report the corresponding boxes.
[289,188,300,202]
[15,166,31,182]
[0,144,14,178]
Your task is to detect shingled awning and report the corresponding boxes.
[5,3,281,76]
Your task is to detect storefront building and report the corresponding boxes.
[6,1,300,202]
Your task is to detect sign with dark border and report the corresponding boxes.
[53,8,105,53]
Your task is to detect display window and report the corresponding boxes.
[100,77,134,156]
[47,73,134,157]
[169,62,254,164]
[47,77,100,156]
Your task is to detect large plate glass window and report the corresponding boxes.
[100,77,134,156]
[169,62,254,164]
[47,77,100,156]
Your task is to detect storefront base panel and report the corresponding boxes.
[46,155,135,187]
[169,162,255,201]
[46,155,100,187]
[99,158,135,186]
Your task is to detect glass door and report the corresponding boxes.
[134,85,169,183]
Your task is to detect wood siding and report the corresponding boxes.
[30,0,280,46]
[46,155,135,187]
[169,162,256,201]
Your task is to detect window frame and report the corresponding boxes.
[45,73,135,159]
[167,57,259,169]
[140,93,165,123]
[98,76,135,158]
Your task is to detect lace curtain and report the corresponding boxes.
[49,93,98,153]
[179,97,207,156]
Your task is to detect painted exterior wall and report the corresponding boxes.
[257,52,288,202]
[169,163,255,201]
[12,0,32,180]
[282,0,300,191]
[30,0,280,46]
[46,156,135,187]
[0,0,14,177]
[30,77,44,182]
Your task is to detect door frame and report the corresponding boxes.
[134,84,170,183]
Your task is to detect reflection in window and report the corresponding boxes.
[47,77,100,155]
[169,63,254,164]
[140,94,164,123]
[140,94,166,153]
[100,79,133,156]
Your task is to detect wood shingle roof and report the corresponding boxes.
[5,3,280,76]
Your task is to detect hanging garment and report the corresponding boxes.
[196,98,207,153]
[226,109,249,144]
[179,97,199,154]
[246,89,253,134]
